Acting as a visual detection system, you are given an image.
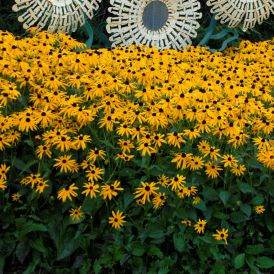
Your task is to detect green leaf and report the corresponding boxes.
[158,268,170,274]
[31,238,47,253]
[230,211,247,223]
[265,215,274,232]
[203,188,218,201]
[13,158,31,172]
[132,245,145,257]
[16,241,30,264]
[194,200,207,211]
[245,244,264,255]
[173,232,185,252]
[119,168,136,178]
[252,195,264,205]
[240,204,251,217]
[219,191,230,205]
[23,258,40,274]
[123,192,134,210]
[147,224,164,239]
[213,212,229,220]
[147,246,163,258]
[93,259,102,274]
[23,139,34,147]
[19,159,39,175]
[0,256,5,274]
[239,182,254,193]
[148,228,164,239]
[234,253,245,269]
[256,256,274,269]
[17,221,47,238]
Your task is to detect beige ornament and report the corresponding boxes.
[207,0,274,31]
[12,0,102,33]
[106,0,202,50]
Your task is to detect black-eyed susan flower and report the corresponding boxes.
[188,156,204,171]
[134,182,159,203]
[54,155,79,173]
[181,220,192,227]
[255,205,266,214]
[205,162,223,179]
[35,179,49,194]
[57,183,78,202]
[194,219,207,234]
[0,164,10,181]
[213,228,229,244]
[69,206,84,222]
[171,152,192,170]
[166,132,185,148]
[0,180,7,190]
[72,135,91,150]
[100,181,124,200]
[85,165,104,182]
[152,193,167,209]
[183,186,198,197]
[169,174,186,191]
[86,148,106,163]
[221,154,238,168]
[11,192,21,202]
[36,144,52,159]
[137,140,157,157]
[82,182,100,199]
[231,164,246,176]
[108,210,126,229]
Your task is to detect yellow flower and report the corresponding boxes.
[11,192,21,202]
[36,144,52,159]
[181,220,192,227]
[85,165,104,182]
[108,210,126,229]
[57,183,79,202]
[194,219,207,234]
[0,180,7,190]
[100,181,124,200]
[54,155,79,173]
[213,228,229,244]
[221,154,238,168]
[169,174,186,191]
[134,182,159,203]
[152,193,167,209]
[255,205,265,214]
[35,180,49,194]
[82,182,100,199]
[231,164,246,176]
[205,162,223,179]
[72,135,91,150]
[0,164,10,181]
[69,206,84,222]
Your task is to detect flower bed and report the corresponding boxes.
[0,30,273,273]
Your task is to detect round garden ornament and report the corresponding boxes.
[106,0,202,50]
[207,0,274,31]
[12,0,102,33]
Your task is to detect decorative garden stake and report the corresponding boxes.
[106,0,202,50]
[12,0,101,33]
[198,16,239,52]
[207,0,274,31]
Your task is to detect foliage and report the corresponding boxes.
[0,30,274,273]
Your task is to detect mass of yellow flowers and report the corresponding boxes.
[0,29,273,238]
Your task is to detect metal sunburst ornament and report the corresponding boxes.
[106,0,202,50]
[12,0,102,33]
